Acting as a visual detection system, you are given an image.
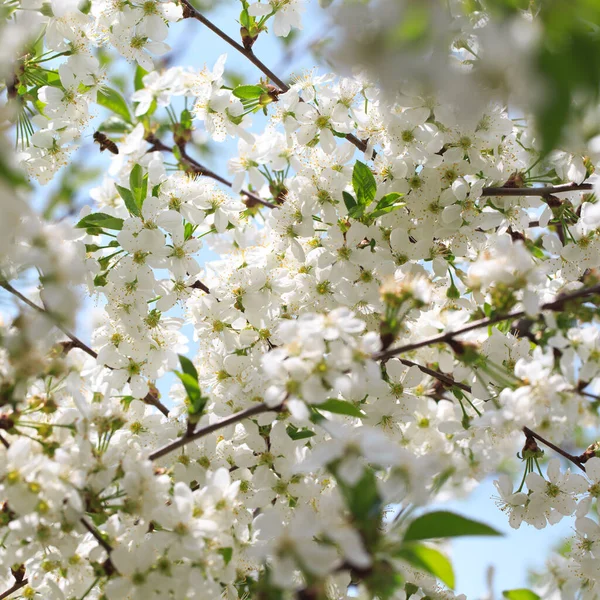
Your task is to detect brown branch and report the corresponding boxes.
[149,402,276,461]
[147,136,278,209]
[0,280,98,359]
[399,358,471,392]
[522,426,586,472]
[142,385,170,418]
[1,281,170,418]
[80,517,115,557]
[481,183,593,197]
[375,282,600,361]
[179,0,290,93]
[176,1,375,159]
[0,579,28,600]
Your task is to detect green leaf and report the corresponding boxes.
[178,354,199,381]
[239,8,250,28]
[98,116,132,133]
[352,160,377,207]
[116,184,141,217]
[175,372,201,404]
[336,466,380,519]
[129,164,143,196]
[75,212,124,231]
[233,85,264,100]
[404,511,502,542]
[286,424,316,440]
[218,547,233,565]
[97,87,132,123]
[375,192,402,210]
[129,164,147,208]
[342,191,357,211]
[93,273,108,287]
[181,109,193,130]
[134,65,148,91]
[502,590,540,600]
[394,543,455,589]
[317,398,365,418]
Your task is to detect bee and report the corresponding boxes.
[93,131,119,155]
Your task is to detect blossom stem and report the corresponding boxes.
[179,0,290,93]
[0,579,28,600]
[522,426,586,472]
[374,282,600,361]
[0,280,98,359]
[149,402,277,461]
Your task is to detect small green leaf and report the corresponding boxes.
[352,160,377,207]
[116,184,141,217]
[502,590,540,600]
[134,65,148,91]
[395,543,455,589]
[129,164,147,207]
[75,212,124,231]
[175,372,201,404]
[97,87,132,123]
[286,424,316,440]
[218,547,233,565]
[375,192,402,210]
[404,511,502,542]
[97,116,132,133]
[233,85,264,100]
[317,398,365,418]
[178,355,199,381]
[181,109,193,130]
[342,191,357,211]
[93,273,108,287]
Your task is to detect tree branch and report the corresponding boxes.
[179,0,290,93]
[375,282,600,361]
[0,579,28,600]
[0,280,98,359]
[149,402,276,461]
[399,358,471,392]
[0,281,170,418]
[80,517,114,555]
[522,426,586,472]
[147,136,278,209]
[481,183,593,197]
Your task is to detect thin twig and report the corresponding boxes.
[80,517,114,555]
[177,144,278,209]
[0,281,98,359]
[179,0,289,92]
[481,183,593,197]
[522,426,586,472]
[150,402,275,461]
[0,579,28,600]
[1,280,170,418]
[399,358,471,392]
[175,1,376,158]
[375,282,600,361]
[148,136,277,209]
